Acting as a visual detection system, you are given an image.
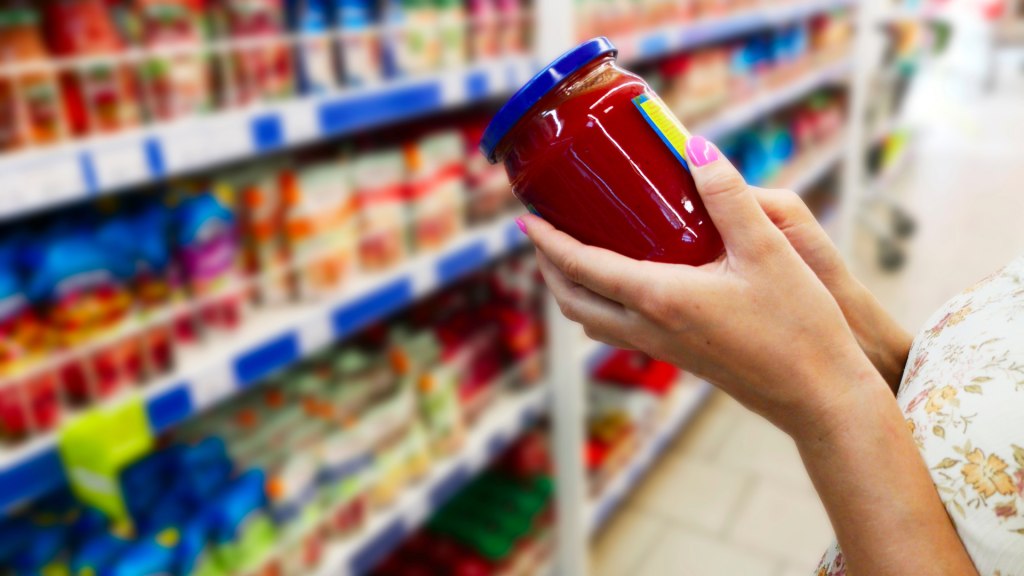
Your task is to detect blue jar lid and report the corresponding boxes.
[479,37,618,164]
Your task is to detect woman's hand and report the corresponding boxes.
[521,136,979,576]
[520,136,886,439]
[751,188,914,393]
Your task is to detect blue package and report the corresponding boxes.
[122,448,180,522]
[12,523,67,574]
[0,518,32,565]
[70,530,132,576]
[173,514,209,576]
[101,529,178,576]
[68,509,109,548]
[172,195,234,250]
[135,491,191,536]
[205,471,266,545]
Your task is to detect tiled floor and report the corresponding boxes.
[589,81,1024,575]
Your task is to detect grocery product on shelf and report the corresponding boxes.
[405,130,466,253]
[44,0,141,135]
[371,431,554,576]
[586,349,682,494]
[336,0,384,87]
[0,2,67,150]
[134,0,213,121]
[282,151,359,301]
[481,37,725,266]
[289,0,338,95]
[0,0,533,153]
[354,147,409,272]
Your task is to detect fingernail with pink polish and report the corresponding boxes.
[515,217,527,234]
[685,136,719,167]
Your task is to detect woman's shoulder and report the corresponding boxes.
[896,255,1024,575]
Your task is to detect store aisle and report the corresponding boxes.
[590,85,1024,576]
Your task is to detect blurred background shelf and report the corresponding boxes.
[613,0,857,62]
[587,375,714,534]
[310,383,549,576]
[695,57,852,141]
[0,215,531,513]
[0,57,537,221]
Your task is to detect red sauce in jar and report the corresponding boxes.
[484,40,723,265]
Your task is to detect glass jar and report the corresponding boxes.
[480,38,724,266]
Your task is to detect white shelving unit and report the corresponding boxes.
[0,0,867,573]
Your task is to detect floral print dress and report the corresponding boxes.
[816,256,1024,576]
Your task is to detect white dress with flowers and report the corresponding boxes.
[816,256,1024,576]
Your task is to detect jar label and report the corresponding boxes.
[632,93,693,172]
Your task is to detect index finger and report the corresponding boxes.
[519,213,703,314]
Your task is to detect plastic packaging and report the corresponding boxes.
[135,0,212,121]
[354,148,408,271]
[0,4,67,149]
[481,37,724,266]
[43,0,140,135]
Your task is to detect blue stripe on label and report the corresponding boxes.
[319,83,441,136]
[631,95,691,174]
[234,333,300,386]
[145,138,165,177]
[147,386,193,432]
[430,465,471,508]
[466,71,489,100]
[80,154,98,195]
[332,279,413,339]
[0,449,66,512]
[351,519,407,576]
[251,115,285,152]
[437,241,488,284]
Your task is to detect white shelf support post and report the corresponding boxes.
[838,0,875,260]
[533,4,590,574]
[545,291,591,576]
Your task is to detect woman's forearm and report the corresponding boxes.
[833,277,915,393]
[796,368,977,576]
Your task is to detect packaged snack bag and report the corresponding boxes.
[212,0,294,104]
[405,130,465,253]
[135,0,213,121]
[220,164,292,306]
[206,470,277,575]
[353,148,408,271]
[0,245,59,438]
[289,0,337,94]
[0,3,67,149]
[383,0,439,77]
[173,192,246,335]
[334,0,382,86]
[437,0,467,69]
[281,154,358,301]
[26,233,138,402]
[461,120,514,223]
[468,0,499,60]
[43,0,141,135]
[96,207,177,378]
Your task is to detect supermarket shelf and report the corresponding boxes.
[0,56,536,222]
[695,57,852,141]
[772,133,846,195]
[310,384,550,576]
[0,215,533,513]
[588,375,714,533]
[615,0,857,63]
